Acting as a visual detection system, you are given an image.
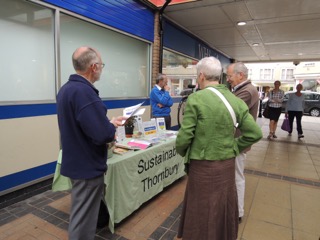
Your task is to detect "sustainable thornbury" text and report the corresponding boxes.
[137,146,180,192]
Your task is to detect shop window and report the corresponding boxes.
[259,69,273,80]
[60,14,150,98]
[162,49,197,96]
[281,69,294,80]
[0,0,55,102]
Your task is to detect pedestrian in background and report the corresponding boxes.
[226,62,260,223]
[57,46,125,240]
[285,84,305,138]
[176,57,262,240]
[150,73,173,129]
[267,80,284,139]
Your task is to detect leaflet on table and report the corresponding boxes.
[116,126,126,142]
[114,137,141,153]
[164,130,178,138]
[127,139,152,150]
[142,120,157,138]
[156,118,166,136]
[113,147,132,155]
[134,116,144,133]
[121,101,145,125]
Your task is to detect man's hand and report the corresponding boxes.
[157,103,164,108]
[164,85,170,92]
[110,116,127,127]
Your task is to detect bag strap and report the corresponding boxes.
[267,91,272,105]
[207,87,239,129]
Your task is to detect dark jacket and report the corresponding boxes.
[57,74,116,179]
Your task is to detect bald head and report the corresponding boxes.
[72,46,104,84]
[72,46,100,73]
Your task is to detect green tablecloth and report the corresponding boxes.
[52,138,185,233]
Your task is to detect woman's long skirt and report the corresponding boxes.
[178,158,238,240]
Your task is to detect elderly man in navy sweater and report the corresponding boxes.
[57,46,125,240]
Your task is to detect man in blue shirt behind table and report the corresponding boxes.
[150,73,173,129]
[57,46,125,240]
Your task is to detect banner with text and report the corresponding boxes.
[105,139,185,232]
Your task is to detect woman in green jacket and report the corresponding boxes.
[176,57,262,240]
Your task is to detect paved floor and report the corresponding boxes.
[1,114,320,240]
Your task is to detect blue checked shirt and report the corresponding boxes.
[268,90,284,108]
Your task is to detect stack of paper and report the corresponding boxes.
[127,139,152,150]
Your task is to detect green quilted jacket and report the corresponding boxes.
[176,84,262,162]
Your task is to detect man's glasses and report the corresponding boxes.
[95,62,105,68]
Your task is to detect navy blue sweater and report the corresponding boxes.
[57,74,116,179]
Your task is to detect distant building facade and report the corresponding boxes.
[245,62,320,95]
[294,62,320,92]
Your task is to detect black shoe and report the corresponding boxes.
[239,217,242,223]
[298,134,304,139]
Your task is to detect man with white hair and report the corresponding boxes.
[227,62,260,223]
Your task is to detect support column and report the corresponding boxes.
[152,11,161,87]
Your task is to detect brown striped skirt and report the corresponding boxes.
[178,158,238,240]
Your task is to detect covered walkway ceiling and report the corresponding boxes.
[147,0,320,63]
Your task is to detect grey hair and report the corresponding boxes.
[196,56,222,81]
[156,73,166,84]
[72,47,99,72]
[230,62,248,78]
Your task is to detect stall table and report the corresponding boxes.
[52,138,185,233]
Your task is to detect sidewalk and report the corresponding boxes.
[239,115,320,240]
[1,114,320,240]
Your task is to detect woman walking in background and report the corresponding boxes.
[267,80,285,140]
[285,84,305,138]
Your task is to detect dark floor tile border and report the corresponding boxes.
[0,214,17,226]
[244,168,320,188]
[0,178,54,209]
[4,165,319,240]
[0,189,124,240]
[148,203,182,240]
[1,179,187,239]
[261,138,320,148]
[148,227,167,240]
[148,168,320,239]
[161,216,176,228]
[95,226,123,240]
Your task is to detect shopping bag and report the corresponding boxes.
[262,104,270,118]
[281,117,291,132]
